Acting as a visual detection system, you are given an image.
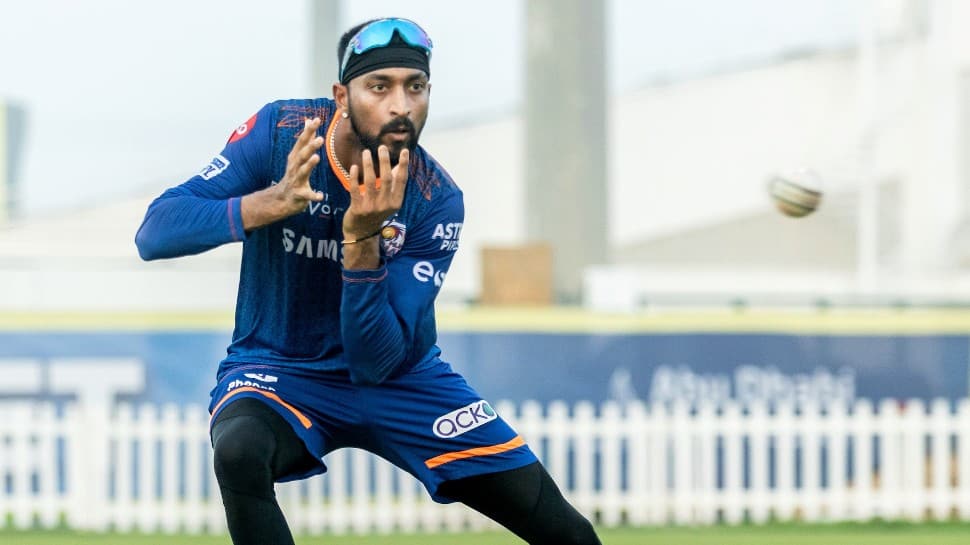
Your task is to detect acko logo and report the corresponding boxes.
[432,400,497,438]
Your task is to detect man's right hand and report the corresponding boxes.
[241,117,325,231]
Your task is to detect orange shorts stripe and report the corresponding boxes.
[210,386,312,429]
[424,435,526,469]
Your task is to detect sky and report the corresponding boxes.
[0,0,858,216]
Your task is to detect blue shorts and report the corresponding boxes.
[208,359,537,503]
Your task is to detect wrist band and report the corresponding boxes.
[342,228,383,245]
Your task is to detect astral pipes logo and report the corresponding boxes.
[432,400,497,439]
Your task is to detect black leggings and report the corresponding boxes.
[211,398,318,545]
[211,398,600,545]
[437,461,601,545]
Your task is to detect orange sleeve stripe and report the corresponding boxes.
[210,387,312,429]
[424,435,527,469]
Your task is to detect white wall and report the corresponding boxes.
[1,1,968,310]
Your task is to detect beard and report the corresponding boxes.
[347,102,422,172]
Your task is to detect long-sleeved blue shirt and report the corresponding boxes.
[135,98,464,385]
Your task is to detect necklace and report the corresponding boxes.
[328,115,352,182]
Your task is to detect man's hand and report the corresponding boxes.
[343,145,409,239]
[241,117,324,230]
[341,145,409,270]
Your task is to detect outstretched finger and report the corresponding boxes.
[296,184,324,202]
[296,121,324,161]
[348,164,365,198]
[293,117,320,150]
[360,149,377,196]
[391,148,410,202]
[300,117,321,140]
[294,151,321,182]
[377,145,391,192]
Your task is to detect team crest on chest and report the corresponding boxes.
[380,219,406,257]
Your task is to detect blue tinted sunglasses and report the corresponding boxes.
[339,18,433,81]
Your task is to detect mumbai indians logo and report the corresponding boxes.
[432,400,497,439]
[380,219,406,258]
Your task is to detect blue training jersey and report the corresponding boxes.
[135,98,464,385]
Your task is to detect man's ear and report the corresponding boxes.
[333,83,348,110]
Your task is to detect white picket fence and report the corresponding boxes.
[2,398,970,534]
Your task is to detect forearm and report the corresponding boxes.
[137,183,292,260]
[135,193,245,260]
[240,184,297,231]
[340,234,381,270]
[340,268,408,384]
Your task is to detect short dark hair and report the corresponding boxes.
[337,19,381,67]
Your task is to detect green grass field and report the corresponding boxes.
[2,522,969,545]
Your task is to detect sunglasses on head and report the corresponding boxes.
[339,18,433,81]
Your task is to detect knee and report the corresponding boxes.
[551,516,599,545]
[533,511,599,545]
[211,415,275,494]
[531,472,601,545]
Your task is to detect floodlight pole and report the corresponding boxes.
[310,0,340,97]
[855,0,879,296]
[525,0,608,303]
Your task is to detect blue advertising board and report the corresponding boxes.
[0,309,967,406]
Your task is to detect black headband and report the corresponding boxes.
[340,40,430,85]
